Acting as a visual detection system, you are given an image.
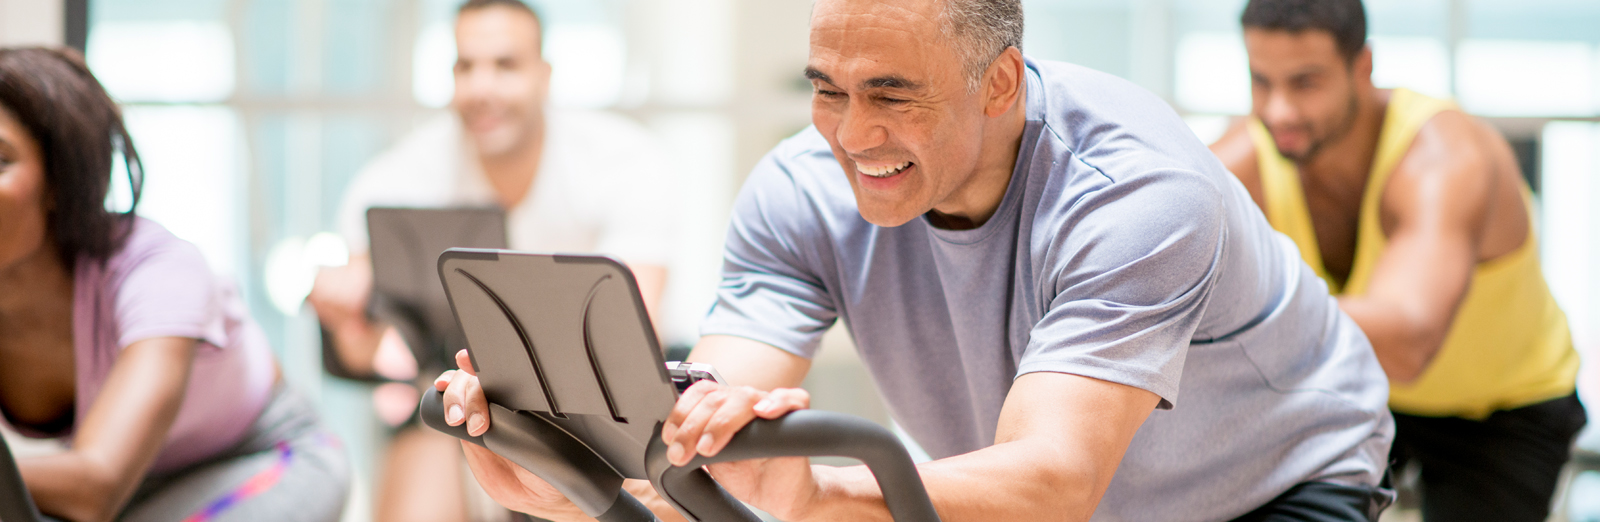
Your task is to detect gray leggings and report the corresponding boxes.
[116,384,350,522]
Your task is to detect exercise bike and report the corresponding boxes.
[0,431,50,522]
[417,249,942,522]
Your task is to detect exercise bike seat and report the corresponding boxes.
[418,249,941,522]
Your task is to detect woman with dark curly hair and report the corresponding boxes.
[0,47,348,522]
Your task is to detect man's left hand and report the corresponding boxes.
[660,381,822,520]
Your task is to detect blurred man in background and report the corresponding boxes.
[1210,0,1586,519]
[306,0,677,521]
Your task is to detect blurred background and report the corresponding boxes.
[0,0,1597,520]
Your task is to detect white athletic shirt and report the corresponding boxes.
[336,109,678,266]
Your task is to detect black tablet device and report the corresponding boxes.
[437,249,674,478]
[322,207,507,381]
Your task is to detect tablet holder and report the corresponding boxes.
[322,207,506,382]
[421,248,941,522]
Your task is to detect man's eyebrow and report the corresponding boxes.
[861,75,922,91]
[803,67,834,85]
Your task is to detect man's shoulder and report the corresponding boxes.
[732,127,862,239]
[746,126,844,190]
[359,115,462,181]
[343,116,461,203]
[1026,58,1218,179]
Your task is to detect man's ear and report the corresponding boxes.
[1352,44,1374,87]
[983,46,1025,118]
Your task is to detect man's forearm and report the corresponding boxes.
[800,439,1101,522]
[1338,296,1447,383]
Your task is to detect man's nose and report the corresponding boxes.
[455,65,494,98]
[835,104,886,156]
[1259,91,1298,128]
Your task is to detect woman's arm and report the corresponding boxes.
[20,336,196,522]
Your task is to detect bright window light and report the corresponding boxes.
[121,106,243,277]
[1184,115,1232,145]
[1457,39,1595,117]
[1175,32,1251,115]
[546,24,628,108]
[87,21,235,103]
[1540,122,1600,350]
[650,0,734,107]
[412,21,455,109]
[648,112,734,345]
[1369,36,1452,99]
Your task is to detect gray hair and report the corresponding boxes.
[938,0,1024,92]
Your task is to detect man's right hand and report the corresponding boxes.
[308,256,385,377]
[434,350,592,521]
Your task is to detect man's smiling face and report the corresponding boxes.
[807,0,993,227]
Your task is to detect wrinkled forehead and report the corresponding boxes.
[808,0,957,83]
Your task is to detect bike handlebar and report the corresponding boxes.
[420,387,942,522]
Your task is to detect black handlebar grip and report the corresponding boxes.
[1,433,46,522]
[416,388,659,521]
[646,410,942,522]
[419,386,487,448]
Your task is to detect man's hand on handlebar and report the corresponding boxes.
[433,347,838,521]
[433,350,591,521]
[662,378,824,521]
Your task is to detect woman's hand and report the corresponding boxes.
[660,381,824,521]
[433,350,590,521]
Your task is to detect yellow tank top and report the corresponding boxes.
[1249,88,1579,419]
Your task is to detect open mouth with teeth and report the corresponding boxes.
[857,161,913,178]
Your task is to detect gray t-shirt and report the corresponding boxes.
[702,58,1393,521]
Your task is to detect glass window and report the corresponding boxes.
[1174,32,1250,114]
[86,21,235,103]
[1022,0,1133,80]
[1369,36,1451,99]
[1457,40,1595,117]
[1540,121,1600,348]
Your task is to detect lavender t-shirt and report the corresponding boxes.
[71,217,277,473]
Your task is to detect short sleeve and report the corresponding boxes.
[592,121,680,267]
[698,149,839,358]
[111,235,220,350]
[333,117,460,254]
[1018,170,1228,409]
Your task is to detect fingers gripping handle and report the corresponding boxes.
[646,410,943,522]
[419,386,486,448]
[417,388,659,522]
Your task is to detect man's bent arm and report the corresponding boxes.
[802,372,1159,522]
[1337,112,1493,383]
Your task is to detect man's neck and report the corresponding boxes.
[928,88,1030,230]
[476,118,546,210]
[0,247,74,323]
[1295,88,1389,199]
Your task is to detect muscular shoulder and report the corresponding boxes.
[1208,117,1265,210]
[1382,109,1507,237]
[1388,110,1501,206]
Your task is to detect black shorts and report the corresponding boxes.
[1230,482,1394,522]
[1390,391,1588,522]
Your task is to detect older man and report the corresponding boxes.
[435,0,1393,520]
